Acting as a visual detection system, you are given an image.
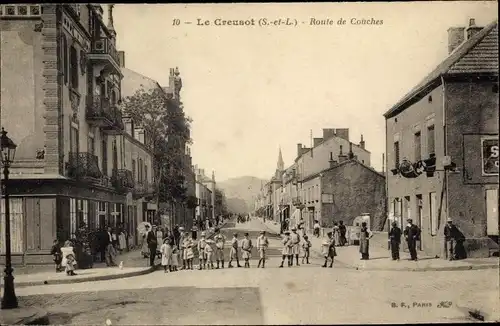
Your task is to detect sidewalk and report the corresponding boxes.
[0,305,49,325]
[259,218,499,272]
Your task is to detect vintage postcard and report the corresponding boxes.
[0,1,498,325]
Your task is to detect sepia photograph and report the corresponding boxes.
[0,1,498,325]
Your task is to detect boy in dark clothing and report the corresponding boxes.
[388,222,402,260]
[50,239,63,272]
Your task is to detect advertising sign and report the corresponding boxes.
[482,137,499,176]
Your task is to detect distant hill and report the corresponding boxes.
[218,176,267,213]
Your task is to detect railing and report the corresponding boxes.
[68,153,102,180]
[112,169,134,192]
[90,37,120,66]
[86,94,113,121]
[64,4,80,17]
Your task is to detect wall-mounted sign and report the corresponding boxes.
[321,194,334,204]
[482,136,499,176]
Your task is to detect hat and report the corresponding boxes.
[201,232,206,237]
[447,218,453,222]
[284,231,290,234]
[291,227,297,231]
[407,218,413,222]
[179,227,184,231]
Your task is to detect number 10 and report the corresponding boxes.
[173,19,180,26]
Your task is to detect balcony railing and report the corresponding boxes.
[68,152,103,180]
[86,94,114,127]
[89,37,120,68]
[102,105,125,134]
[112,169,134,193]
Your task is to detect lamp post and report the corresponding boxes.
[1,127,18,310]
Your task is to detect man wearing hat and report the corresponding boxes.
[444,218,459,260]
[388,221,402,260]
[403,219,421,261]
[256,231,269,268]
[290,227,301,266]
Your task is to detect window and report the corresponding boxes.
[97,201,107,229]
[414,132,421,161]
[70,125,79,153]
[88,135,95,155]
[429,192,437,236]
[69,45,79,89]
[132,159,136,181]
[139,158,143,183]
[394,141,400,168]
[145,164,148,184]
[102,135,108,176]
[0,198,24,253]
[61,35,68,85]
[427,125,435,156]
[393,198,403,227]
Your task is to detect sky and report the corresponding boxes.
[110,2,498,182]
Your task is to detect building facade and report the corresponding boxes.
[384,19,498,258]
[195,168,213,223]
[0,4,153,264]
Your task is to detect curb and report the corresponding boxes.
[15,264,159,288]
[260,220,499,272]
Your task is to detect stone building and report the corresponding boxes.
[195,168,213,224]
[384,19,498,258]
[0,4,147,263]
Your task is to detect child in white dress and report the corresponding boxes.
[161,238,173,273]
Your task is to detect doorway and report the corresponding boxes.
[416,194,423,250]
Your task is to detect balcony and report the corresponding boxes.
[111,169,134,193]
[88,37,121,75]
[102,105,125,135]
[132,181,157,199]
[68,152,103,182]
[86,94,114,127]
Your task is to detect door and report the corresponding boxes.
[416,195,423,250]
[486,189,499,236]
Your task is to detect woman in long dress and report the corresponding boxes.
[141,233,149,258]
[333,223,341,246]
[359,222,373,260]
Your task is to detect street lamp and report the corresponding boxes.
[1,127,18,309]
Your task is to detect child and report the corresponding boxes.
[313,220,321,238]
[256,231,269,268]
[302,235,312,264]
[160,237,173,273]
[322,231,336,268]
[171,244,179,272]
[50,239,62,272]
[61,240,77,276]
[213,229,226,269]
[279,231,292,268]
[182,232,194,270]
[197,232,208,270]
[228,233,242,268]
[204,238,215,269]
[241,233,253,268]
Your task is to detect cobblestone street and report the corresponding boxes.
[11,219,499,324]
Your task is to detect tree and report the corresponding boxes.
[120,86,193,222]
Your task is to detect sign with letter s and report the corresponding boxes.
[482,136,499,176]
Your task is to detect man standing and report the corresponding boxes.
[339,221,347,246]
[444,218,459,261]
[146,225,158,267]
[213,228,226,269]
[256,231,269,268]
[388,221,402,260]
[178,227,185,269]
[290,227,301,266]
[105,227,117,267]
[404,219,420,261]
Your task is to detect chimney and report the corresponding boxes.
[297,143,302,158]
[447,27,465,54]
[322,128,336,140]
[359,134,365,149]
[466,18,482,40]
[329,152,338,168]
[338,145,348,163]
[348,142,355,160]
[118,51,125,68]
[336,128,350,141]
[313,138,323,147]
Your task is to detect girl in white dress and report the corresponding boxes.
[182,232,194,270]
[160,237,173,273]
[61,240,77,276]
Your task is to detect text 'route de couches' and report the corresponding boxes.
[172,18,384,27]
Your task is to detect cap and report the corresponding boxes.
[407,218,413,222]
[284,231,290,234]
[447,218,453,222]
[179,227,185,231]
[291,227,297,231]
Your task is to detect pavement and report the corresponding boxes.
[4,217,499,324]
[261,218,499,272]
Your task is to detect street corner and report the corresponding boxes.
[14,266,155,288]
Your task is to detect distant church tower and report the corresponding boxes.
[275,147,284,179]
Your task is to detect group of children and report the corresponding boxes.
[50,239,78,276]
